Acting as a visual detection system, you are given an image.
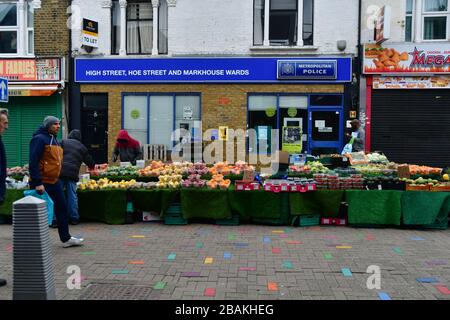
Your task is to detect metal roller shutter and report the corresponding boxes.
[372,89,450,168]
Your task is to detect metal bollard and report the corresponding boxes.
[12,196,55,300]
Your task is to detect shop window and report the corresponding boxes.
[422,0,449,40]
[253,0,314,46]
[0,1,33,55]
[122,94,201,150]
[310,95,343,106]
[123,95,148,145]
[248,96,277,153]
[405,0,414,42]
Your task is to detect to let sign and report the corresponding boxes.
[82,18,98,48]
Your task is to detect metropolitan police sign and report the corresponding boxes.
[277,60,338,80]
[81,18,98,48]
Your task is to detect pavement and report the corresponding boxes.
[0,222,449,300]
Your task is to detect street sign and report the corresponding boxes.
[0,78,8,103]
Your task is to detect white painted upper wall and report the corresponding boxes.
[71,0,359,57]
[361,0,406,43]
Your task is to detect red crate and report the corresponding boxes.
[307,184,316,191]
[264,183,290,193]
[235,181,260,191]
[321,218,333,225]
[290,185,308,192]
[333,218,347,226]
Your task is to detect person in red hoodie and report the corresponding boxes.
[112,130,142,165]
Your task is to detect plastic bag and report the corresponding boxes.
[341,137,355,155]
[23,190,54,226]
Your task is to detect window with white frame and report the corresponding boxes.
[0,1,33,55]
[253,0,314,46]
[423,0,449,40]
[123,94,201,149]
[405,0,413,42]
[111,0,168,55]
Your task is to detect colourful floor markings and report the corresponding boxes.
[393,247,403,254]
[168,253,177,260]
[416,277,439,283]
[324,253,333,260]
[282,261,293,269]
[181,272,201,277]
[426,260,448,266]
[378,292,392,300]
[124,241,142,247]
[196,242,203,248]
[272,247,281,254]
[411,236,425,241]
[204,257,214,264]
[268,282,278,291]
[287,241,303,245]
[336,246,352,249]
[279,234,289,238]
[131,235,145,238]
[112,270,129,274]
[435,285,450,295]
[223,252,232,260]
[154,281,166,290]
[366,235,375,240]
[239,267,256,271]
[272,230,284,234]
[81,251,96,255]
[234,243,249,248]
[228,234,236,240]
[263,236,271,244]
[128,260,145,265]
[5,244,13,252]
[341,268,353,277]
[204,288,216,297]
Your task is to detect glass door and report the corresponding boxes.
[308,107,343,156]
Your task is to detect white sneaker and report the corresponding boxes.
[63,237,84,248]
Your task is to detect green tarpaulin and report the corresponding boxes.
[78,190,127,225]
[180,188,231,220]
[402,191,450,226]
[347,190,403,226]
[289,190,344,217]
[130,189,179,216]
[0,189,26,216]
[228,188,290,224]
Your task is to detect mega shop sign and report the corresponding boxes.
[364,43,450,74]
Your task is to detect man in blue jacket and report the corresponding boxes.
[0,109,8,287]
[29,116,84,248]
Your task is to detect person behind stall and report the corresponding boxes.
[112,130,142,165]
[60,129,95,225]
[29,116,84,248]
[346,119,365,152]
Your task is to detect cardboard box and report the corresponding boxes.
[276,151,290,164]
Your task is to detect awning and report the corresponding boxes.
[8,84,59,97]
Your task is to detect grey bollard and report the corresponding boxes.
[12,196,56,300]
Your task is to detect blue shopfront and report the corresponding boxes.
[74,57,353,161]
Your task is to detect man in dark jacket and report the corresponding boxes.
[60,130,95,225]
[0,109,8,287]
[112,130,143,165]
[29,116,84,248]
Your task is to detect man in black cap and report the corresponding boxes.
[0,109,8,287]
[29,116,84,248]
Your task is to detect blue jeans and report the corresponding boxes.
[61,178,79,221]
[42,181,71,243]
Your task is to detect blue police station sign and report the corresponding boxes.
[0,78,8,103]
[277,60,337,80]
[75,57,352,83]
